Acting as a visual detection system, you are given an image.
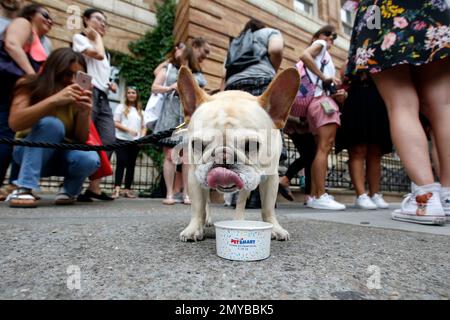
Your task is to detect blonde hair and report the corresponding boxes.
[123,87,143,119]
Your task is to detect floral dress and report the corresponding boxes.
[347,0,450,75]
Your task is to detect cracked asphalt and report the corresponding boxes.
[0,198,449,300]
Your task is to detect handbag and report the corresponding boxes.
[144,63,172,130]
[86,120,113,181]
[0,31,42,80]
[290,50,329,118]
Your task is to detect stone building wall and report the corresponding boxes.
[25,0,161,53]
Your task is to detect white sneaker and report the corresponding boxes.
[371,193,390,209]
[441,196,450,222]
[355,194,377,210]
[309,193,346,211]
[306,195,315,207]
[392,184,446,226]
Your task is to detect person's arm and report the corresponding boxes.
[9,83,84,132]
[108,82,118,93]
[140,120,147,138]
[300,42,328,82]
[114,121,137,136]
[4,18,36,75]
[78,28,105,61]
[219,65,226,92]
[300,41,341,87]
[152,67,176,94]
[268,34,284,72]
[154,60,169,77]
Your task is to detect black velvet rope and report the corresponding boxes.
[0,128,178,151]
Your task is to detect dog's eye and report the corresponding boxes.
[192,139,207,153]
[244,140,260,155]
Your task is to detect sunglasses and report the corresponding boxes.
[39,11,53,23]
[128,86,138,91]
[323,31,337,40]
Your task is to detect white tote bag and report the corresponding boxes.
[144,64,172,130]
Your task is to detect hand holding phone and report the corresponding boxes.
[75,71,92,91]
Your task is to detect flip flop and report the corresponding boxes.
[183,196,192,205]
[163,196,176,205]
[84,190,114,201]
[124,191,137,199]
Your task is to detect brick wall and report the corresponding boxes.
[25,0,161,53]
[175,0,351,91]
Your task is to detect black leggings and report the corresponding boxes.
[284,133,316,195]
[114,140,140,189]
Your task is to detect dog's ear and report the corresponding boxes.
[178,66,212,123]
[258,67,300,129]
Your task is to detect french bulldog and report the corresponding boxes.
[176,66,300,242]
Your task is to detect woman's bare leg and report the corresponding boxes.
[163,147,175,199]
[430,131,441,179]
[367,144,382,196]
[414,59,450,187]
[349,144,368,197]
[371,65,434,186]
[311,123,338,197]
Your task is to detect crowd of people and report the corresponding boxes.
[0,0,449,227]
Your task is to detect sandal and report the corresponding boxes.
[54,193,76,206]
[278,183,294,202]
[163,196,176,205]
[0,189,7,202]
[183,196,192,205]
[8,188,39,208]
[124,190,137,199]
[111,188,121,199]
[79,190,114,202]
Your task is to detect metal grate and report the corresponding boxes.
[3,138,410,194]
[282,135,410,193]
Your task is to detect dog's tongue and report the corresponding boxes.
[207,167,244,190]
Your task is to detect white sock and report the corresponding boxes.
[441,187,450,200]
[415,183,441,196]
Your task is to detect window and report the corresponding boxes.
[341,0,356,36]
[294,0,316,15]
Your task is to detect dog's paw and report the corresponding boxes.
[205,218,214,228]
[271,226,290,241]
[180,225,205,242]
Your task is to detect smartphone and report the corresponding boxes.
[320,100,336,115]
[75,71,92,90]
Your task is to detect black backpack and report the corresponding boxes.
[225,29,264,80]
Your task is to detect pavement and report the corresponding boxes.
[0,197,449,300]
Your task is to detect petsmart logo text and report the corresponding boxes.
[231,239,256,245]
